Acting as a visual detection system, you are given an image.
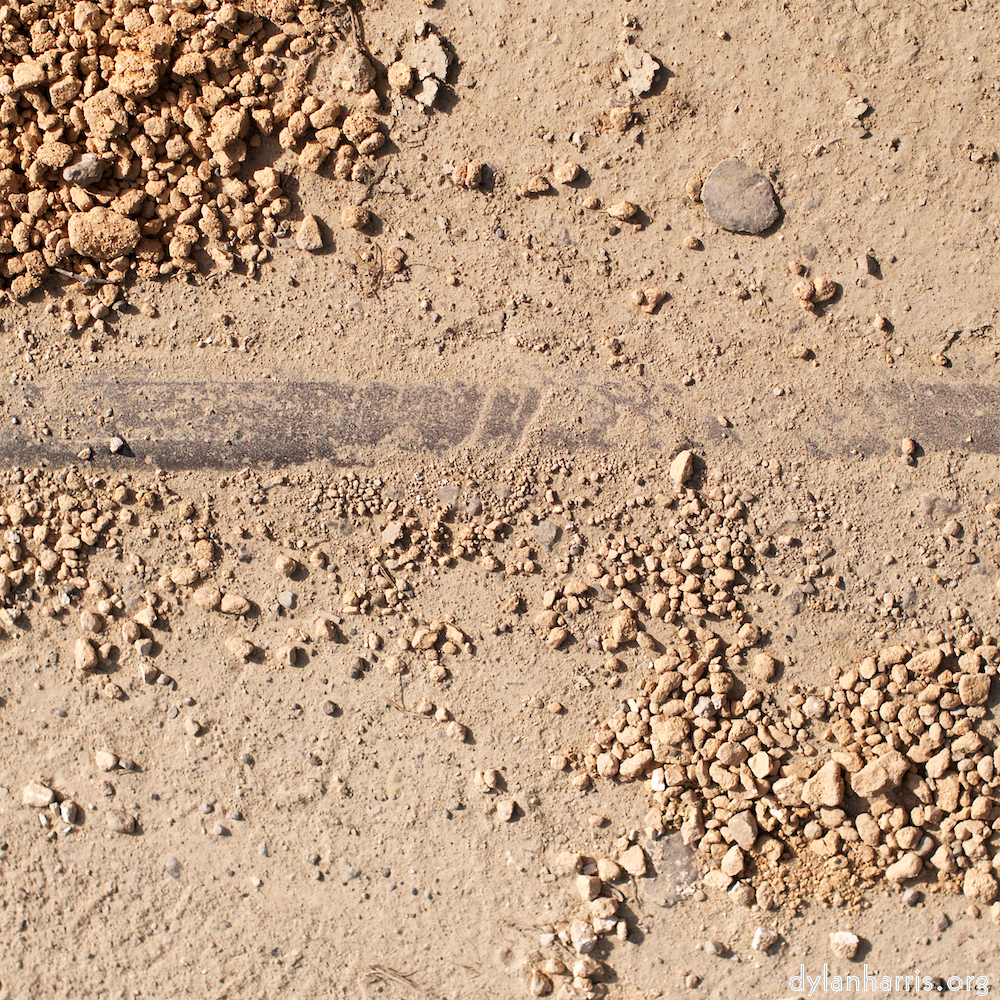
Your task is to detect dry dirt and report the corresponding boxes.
[2,0,1000,998]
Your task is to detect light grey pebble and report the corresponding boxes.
[533,521,560,551]
[307,853,320,866]
[321,700,337,716]
[107,810,135,834]
[259,841,269,857]
[63,153,104,186]
[902,888,923,907]
[212,823,226,836]
[339,857,360,880]
[200,803,213,814]
[109,436,126,454]
[165,856,181,879]
[701,157,780,234]
[227,808,243,821]
[278,591,296,609]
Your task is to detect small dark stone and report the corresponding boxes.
[701,158,780,234]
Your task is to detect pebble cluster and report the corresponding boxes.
[0,0,421,303]
[527,456,999,998]
[3,454,998,999]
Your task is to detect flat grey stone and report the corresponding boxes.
[63,153,103,186]
[702,158,779,234]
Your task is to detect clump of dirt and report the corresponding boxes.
[0,0,407,300]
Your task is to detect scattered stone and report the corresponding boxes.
[63,153,104,187]
[342,205,371,230]
[225,637,256,662]
[670,450,695,488]
[886,853,923,883]
[618,42,660,97]
[194,586,222,610]
[220,593,252,615]
[751,927,780,952]
[94,751,118,772]
[958,673,991,706]
[23,782,55,808]
[829,930,859,959]
[728,810,758,850]
[963,869,998,905]
[296,215,324,252]
[720,845,745,877]
[607,201,639,222]
[619,844,647,877]
[75,637,99,672]
[336,47,375,94]
[388,61,416,93]
[569,919,598,954]
[529,969,553,996]
[496,799,517,822]
[701,158,780,234]
[749,653,778,682]
[524,174,551,195]
[275,555,298,577]
[107,810,136,834]
[554,161,582,184]
[802,760,845,808]
[68,208,141,261]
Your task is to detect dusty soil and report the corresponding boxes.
[2,1,1000,998]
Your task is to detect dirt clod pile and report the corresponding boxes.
[0,0,386,299]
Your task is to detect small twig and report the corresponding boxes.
[375,558,395,587]
[364,964,447,999]
[53,267,113,289]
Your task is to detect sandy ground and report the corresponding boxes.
[2,0,1000,997]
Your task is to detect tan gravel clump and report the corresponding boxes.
[0,0,393,302]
